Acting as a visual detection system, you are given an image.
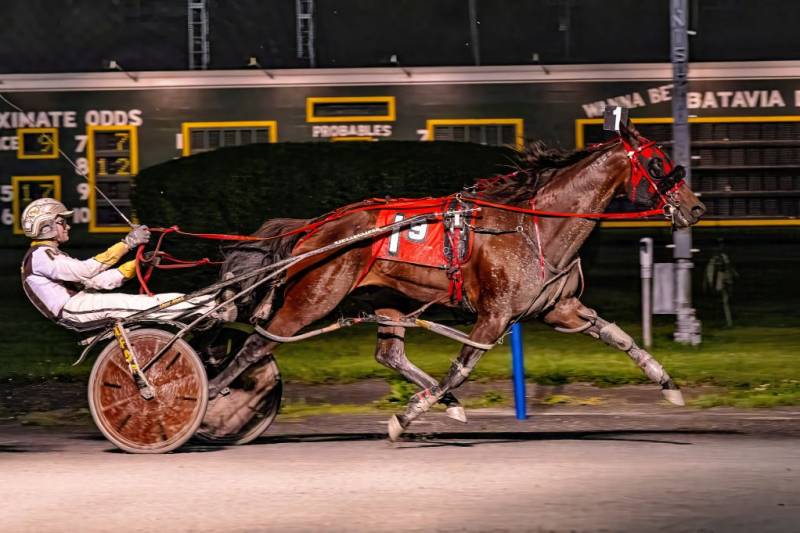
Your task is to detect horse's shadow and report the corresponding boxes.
[249,429,742,448]
[0,442,58,453]
[70,428,745,453]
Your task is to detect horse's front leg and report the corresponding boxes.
[374,308,466,423]
[542,297,684,406]
[387,312,511,441]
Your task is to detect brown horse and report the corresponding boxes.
[213,124,706,440]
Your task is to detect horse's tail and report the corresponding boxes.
[219,218,311,319]
[250,217,311,263]
[221,218,310,277]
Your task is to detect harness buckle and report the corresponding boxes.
[662,203,677,224]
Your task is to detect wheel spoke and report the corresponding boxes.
[157,419,169,442]
[161,373,203,393]
[164,351,182,370]
[108,358,133,379]
[100,394,136,412]
[117,413,133,432]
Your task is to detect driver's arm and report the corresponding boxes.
[35,251,138,291]
[81,260,137,290]
[34,224,149,283]
[34,243,131,282]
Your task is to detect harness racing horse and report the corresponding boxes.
[212,123,706,440]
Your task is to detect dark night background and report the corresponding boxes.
[1,0,799,73]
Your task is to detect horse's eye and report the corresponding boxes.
[648,157,665,178]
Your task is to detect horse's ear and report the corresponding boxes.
[619,119,643,148]
[603,106,640,147]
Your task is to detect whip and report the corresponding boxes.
[0,93,135,228]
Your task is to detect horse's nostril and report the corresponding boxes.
[691,205,705,217]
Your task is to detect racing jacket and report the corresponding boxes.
[21,241,136,320]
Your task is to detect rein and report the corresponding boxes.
[135,223,327,295]
[467,136,683,220]
[133,139,680,294]
[468,197,665,219]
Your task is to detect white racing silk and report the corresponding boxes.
[21,243,214,324]
[23,244,126,317]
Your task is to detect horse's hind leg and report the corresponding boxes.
[207,330,280,398]
[374,308,466,423]
[208,254,363,398]
[542,297,684,405]
[387,312,511,441]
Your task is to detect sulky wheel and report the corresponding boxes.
[88,328,209,454]
[195,354,282,445]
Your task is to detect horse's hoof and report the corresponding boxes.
[662,388,685,406]
[387,415,405,442]
[446,405,467,423]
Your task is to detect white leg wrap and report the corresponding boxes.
[587,316,679,397]
[628,347,670,385]
[599,322,634,352]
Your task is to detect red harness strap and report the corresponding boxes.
[445,213,464,303]
[135,227,224,296]
[469,199,663,219]
[293,197,446,249]
[150,225,309,242]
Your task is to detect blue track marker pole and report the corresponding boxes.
[510,322,527,420]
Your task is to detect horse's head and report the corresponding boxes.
[617,122,706,228]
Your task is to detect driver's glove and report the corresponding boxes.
[122,225,151,248]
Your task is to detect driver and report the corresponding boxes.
[20,198,216,326]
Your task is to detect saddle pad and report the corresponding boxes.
[371,200,473,269]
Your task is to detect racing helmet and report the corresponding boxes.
[21,198,74,239]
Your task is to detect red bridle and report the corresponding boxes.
[620,137,686,214]
[469,137,685,221]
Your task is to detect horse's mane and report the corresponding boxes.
[469,139,618,203]
[222,139,620,274]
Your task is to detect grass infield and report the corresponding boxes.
[2,302,798,408]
